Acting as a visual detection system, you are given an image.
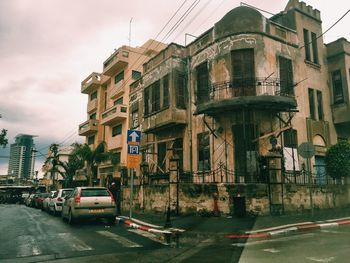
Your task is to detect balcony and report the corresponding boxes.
[78,119,99,136]
[109,81,125,100]
[196,78,297,115]
[101,104,128,126]
[103,49,129,76]
[81,72,101,94]
[87,99,97,113]
[107,134,124,150]
[143,107,187,133]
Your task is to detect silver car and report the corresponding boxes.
[61,187,116,224]
[49,188,73,215]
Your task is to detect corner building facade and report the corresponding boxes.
[133,0,338,186]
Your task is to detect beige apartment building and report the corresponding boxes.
[79,40,166,186]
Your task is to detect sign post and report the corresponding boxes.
[127,130,141,219]
[298,142,316,217]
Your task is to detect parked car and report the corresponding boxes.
[34,193,49,209]
[61,187,116,224]
[26,193,37,207]
[42,191,56,211]
[49,188,73,215]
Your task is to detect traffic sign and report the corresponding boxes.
[128,144,140,155]
[298,142,316,159]
[127,130,141,144]
[127,154,141,168]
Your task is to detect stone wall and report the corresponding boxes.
[121,183,350,216]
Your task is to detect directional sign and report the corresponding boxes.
[127,130,141,144]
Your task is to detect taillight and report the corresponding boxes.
[74,190,81,204]
[108,190,115,203]
[57,197,62,202]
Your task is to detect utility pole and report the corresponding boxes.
[50,143,59,190]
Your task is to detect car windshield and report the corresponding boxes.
[80,189,109,197]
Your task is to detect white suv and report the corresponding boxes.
[49,188,73,215]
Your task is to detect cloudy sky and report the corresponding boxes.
[0,0,349,175]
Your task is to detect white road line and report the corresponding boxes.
[96,231,142,248]
[232,233,314,247]
[128,229,169,245]
[306,256,336,262]
[319,223,338,229]
[16,235,41,258]
[57,233,93,251]
[263,248,280,253]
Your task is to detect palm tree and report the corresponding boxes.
[56,154,84,187]
[71,142,113,186]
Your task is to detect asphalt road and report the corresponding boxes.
[1,204,350,262]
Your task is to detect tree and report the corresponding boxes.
[325,140,350,180]
[71,142,112,186]
[0,129,8,148]
[56,154,84,188]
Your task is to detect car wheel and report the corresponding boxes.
[68,209,75,225]
[61,210,66,221]
[53,207,57,216]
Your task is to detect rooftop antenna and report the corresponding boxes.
[129,17,133,47]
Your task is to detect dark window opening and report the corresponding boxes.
[157,142,166,172]
[317,90,324,120]
[132,70,141,80]
[173,138,183,172]
[279,56,294,96]
[114,97,123,105]
[163,75,169,108]
[144,87,150,115]
[197,132,210,171]
[283,129,298,148]
[311,32,319,64]
[87,135,95,145]
[231,49,255,96]
[114,71,124,84]
[89,112,96,120]
[176,72,186,109]
[332,70,344,104]
[131,102,139,128]
[112,124,122,137]
[90,91,97,101]
[308,88,315,119]
[303,29,311,61]
[196,62,209,104]
[152,80,160,112]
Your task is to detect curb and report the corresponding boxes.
[225,219,350,239]
[116,216,172,234]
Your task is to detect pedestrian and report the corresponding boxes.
[109,182,121,216]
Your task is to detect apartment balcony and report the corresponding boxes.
[109,81,125,100]
[101,104,128,126]
[196,78,297,115]
[81,72,101,94]
[107,134,124,150]
[78,119,99,136]
[103,49,129,76]
[87,99,97,113]
[143,107,187,133]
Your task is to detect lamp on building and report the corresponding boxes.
[140,161,149,185]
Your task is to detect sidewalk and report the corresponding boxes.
[119,207,350,238]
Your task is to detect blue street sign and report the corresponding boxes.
[128,144,140,155]
[127,130,141,144]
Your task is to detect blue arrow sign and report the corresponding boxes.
[127,130,141,144]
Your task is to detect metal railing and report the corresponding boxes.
[209,78,294,101]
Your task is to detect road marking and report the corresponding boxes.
[16,235,41,257]
[232,233,314,247]
[263,248,280,253]
[306,256,335,262]
[321,230,343,234]
[128,229,168,245]
[57,233,93,251]
[96,231,142,248]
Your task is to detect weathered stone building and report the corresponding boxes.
[124,0,350,215]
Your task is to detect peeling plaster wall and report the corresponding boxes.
[121,183,350,216]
